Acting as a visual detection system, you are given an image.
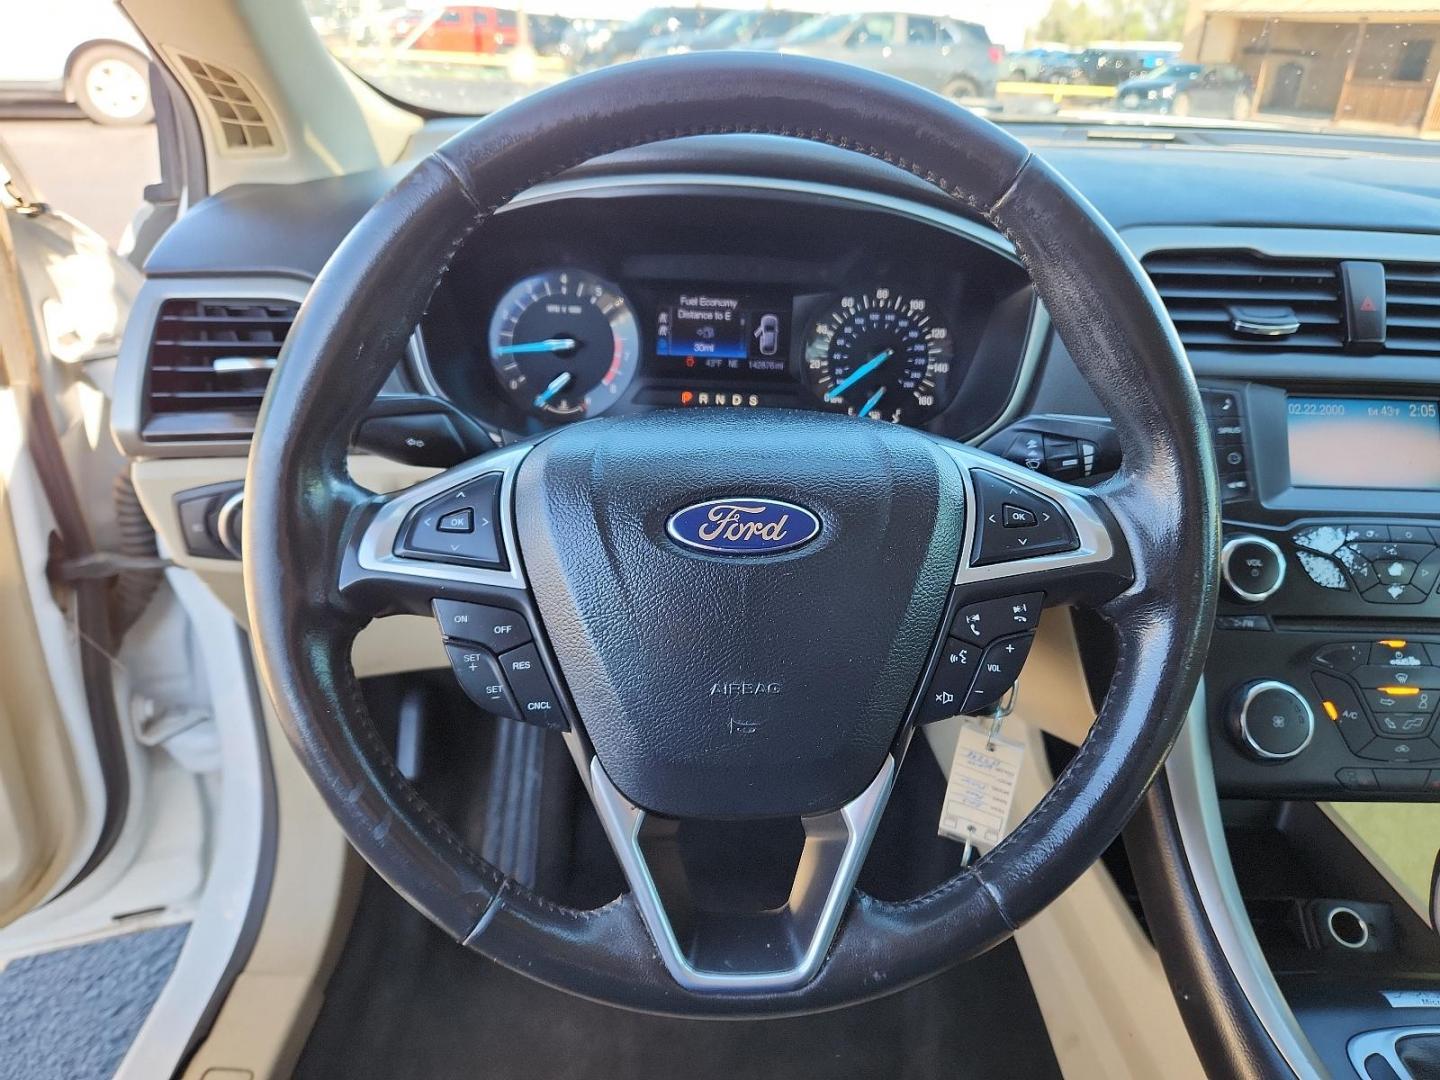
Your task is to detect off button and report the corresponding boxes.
[432,599,531,653]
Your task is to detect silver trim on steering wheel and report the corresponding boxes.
[584,752,898,993]
[353,441,534,590]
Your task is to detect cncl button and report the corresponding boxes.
[497,644,567,731]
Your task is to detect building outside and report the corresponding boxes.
[1180,0,1440,133]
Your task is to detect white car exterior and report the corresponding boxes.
[0,0,153,124]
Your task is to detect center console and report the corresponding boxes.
[1199,381,1440,801]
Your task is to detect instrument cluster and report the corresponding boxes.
[419,190,1038,440]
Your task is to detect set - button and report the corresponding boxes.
[919,592,1042,722]
[434,599,567,730]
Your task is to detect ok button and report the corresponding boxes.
[432,598,532,653]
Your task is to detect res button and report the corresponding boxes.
[497,644,568,731]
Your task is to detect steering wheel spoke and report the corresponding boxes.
[906,441,1133,725]
[575,746,901,993]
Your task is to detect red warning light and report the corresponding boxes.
[685,356,696,368]
[1360,296,1377,312]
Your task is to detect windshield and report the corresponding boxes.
[304,2,1440,140]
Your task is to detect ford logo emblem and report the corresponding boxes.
[666,497,821,556]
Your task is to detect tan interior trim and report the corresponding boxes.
[0,203,89,925]
[180,693,360,1080]
[1321,802,1437,922]
[130,454,448,677]
[926,611,1206,1080]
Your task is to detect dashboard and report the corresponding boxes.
[114,128,1440,809]
[416,188,1038,440]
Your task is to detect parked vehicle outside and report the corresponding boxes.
[776,12,1001,99]
[1116,62,1253,118]
[402,6,521,55]
[636,8,813,57]
[1044,45,1177,86]
[581,7,735,67]
[0,0,153,125]
[1006,46,1073,82]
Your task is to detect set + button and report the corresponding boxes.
[433,599,567,730]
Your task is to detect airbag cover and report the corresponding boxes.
[514,409,962,818]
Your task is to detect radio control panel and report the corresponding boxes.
[1198,380,1440,800]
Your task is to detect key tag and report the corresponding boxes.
[939,690,1026,866]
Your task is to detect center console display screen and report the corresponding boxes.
[654,291,788,376]
[1286,395,1440,490]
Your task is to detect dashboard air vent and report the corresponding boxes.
[175,54,280,152]
[1142,252,1344,353]
[1383,263,1440,355]
[142,298,297,441]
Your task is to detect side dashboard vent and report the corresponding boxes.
[175,54,280,152]
[1383,263,1440,355]
[143,298,298,441]
[1143,251,1344,353]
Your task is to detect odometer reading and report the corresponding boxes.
[802,288,952,424]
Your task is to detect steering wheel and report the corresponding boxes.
[244,53,1218,1017]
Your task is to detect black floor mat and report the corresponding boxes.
[296,872,1061,1080]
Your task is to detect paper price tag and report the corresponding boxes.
[939,717,1026,852]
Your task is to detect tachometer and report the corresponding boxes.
[802,288,952,424]
[488,269,640,419]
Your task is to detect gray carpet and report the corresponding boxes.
[0,922,189,1080]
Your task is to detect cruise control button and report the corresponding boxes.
[963,632,1035,713]
[970,470,1077,566]
[444,643,519,720]
[951,592,1043,646]
[400,473,505,568]
[918,637,981,723]
[497,643,567,730]
[1312,672,1375,754]
[432,599,531,653]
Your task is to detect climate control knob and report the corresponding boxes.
[1221,534,1286,603]
[1227,680,1314,761]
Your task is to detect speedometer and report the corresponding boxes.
[802,287,952,424]
[488,269,640,420]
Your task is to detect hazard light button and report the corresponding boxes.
[1340,260,1386,346]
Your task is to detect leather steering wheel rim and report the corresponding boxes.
[244,52,1219,1017]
